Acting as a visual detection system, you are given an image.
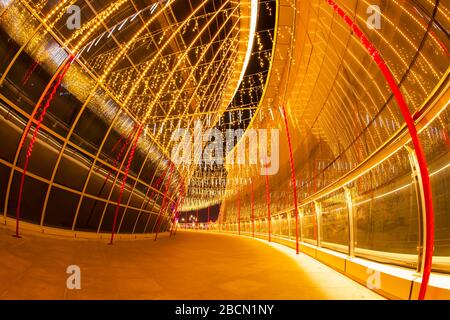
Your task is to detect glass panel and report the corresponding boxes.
[99,203,124,233]
[54,144,92,191]
[85,162,116,198]
[99,111,135,163]
[128,183,145,209]
[70,88,118,155]
[0,2,40,75]
[108,173,134,204]
[133,212,149,234]
[39,61,89,138]
[320,190,349,249]
[0,31,68,115]
[16,128,63,180]
[119,209,138,234]
[0,21,21,75]
[74,196,106,232]
[144,214,158,233]
[0,162,11,211]
[43,187,80,229]
[280,212,288,236]
[417,106,450,260]
[0,101,27,163]
[7,171,47,224]
[353,149,419,258]
[301,203,317,242]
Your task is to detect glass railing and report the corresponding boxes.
[215,71,449,273]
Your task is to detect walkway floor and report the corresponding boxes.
[0,227,383,299]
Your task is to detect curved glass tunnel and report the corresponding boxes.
[0,0,448,300]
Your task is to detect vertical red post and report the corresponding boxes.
[154,164,175,241]
[237,193,241,235]
[170,191,184,237]
[170,182,186,236]
[281,104,300,254]
[196,209,199,230]
[313,158,318,240]
[110,125,143,245]
[325,0,434,300]
[174,186,186,236]
[219,206,223,232]
[207,206,210,230]
[15,55,75,238]
[265,172,271,242]
[251,180,255,238]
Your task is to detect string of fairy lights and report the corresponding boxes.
[13,0,276,211]
[2,0,446,219]
[182,2,276,210]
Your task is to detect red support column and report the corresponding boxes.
[265,172,271,242]
[251,180,255,238]
[154,164,175,241]
[196,209,199,230]
[325,0,434,300]
[170,192,184,237]
[170,181,186,236]
[207,206,210,230]
[175,187,187,236]
[15,55,75,238]
[219,205,224,232]
[313,158,318,241]
[142,165,169,213]
[110,125,143,245]
[281,104,300,254]
[237,193,241,235]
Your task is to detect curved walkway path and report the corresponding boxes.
[0,227,383,299]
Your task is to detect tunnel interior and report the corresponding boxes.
[0,0,449,301]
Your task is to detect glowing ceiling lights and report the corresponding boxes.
[231,0,259,100]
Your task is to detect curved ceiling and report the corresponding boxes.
[0,0,275,233]
[0,0,447,236]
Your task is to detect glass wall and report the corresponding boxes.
[0,1,179,234]
[219,0,449,274]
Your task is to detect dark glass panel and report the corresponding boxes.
[119,209,138,234]
[16,128,62,180]
[54,145,92,191]
[0,163,11,212]
[99,203,124,233]
[7,171,47,223]
[74,196,106,232]
[43,187,80,229]
[133,212,148,234]
[85,162,116,199]
[0,101,26,162]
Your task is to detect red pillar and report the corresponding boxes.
[15,55,75,238]
[251,180,255,238]
[171,181,187,236]
[237,193,241,235]
[281,104,300,254]
[110,125,143,245]
[154,164,175,241]
[170,189,185,237]
[325,0,434,301]
[265,172,271,242]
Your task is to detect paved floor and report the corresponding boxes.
[0,227,383,299]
